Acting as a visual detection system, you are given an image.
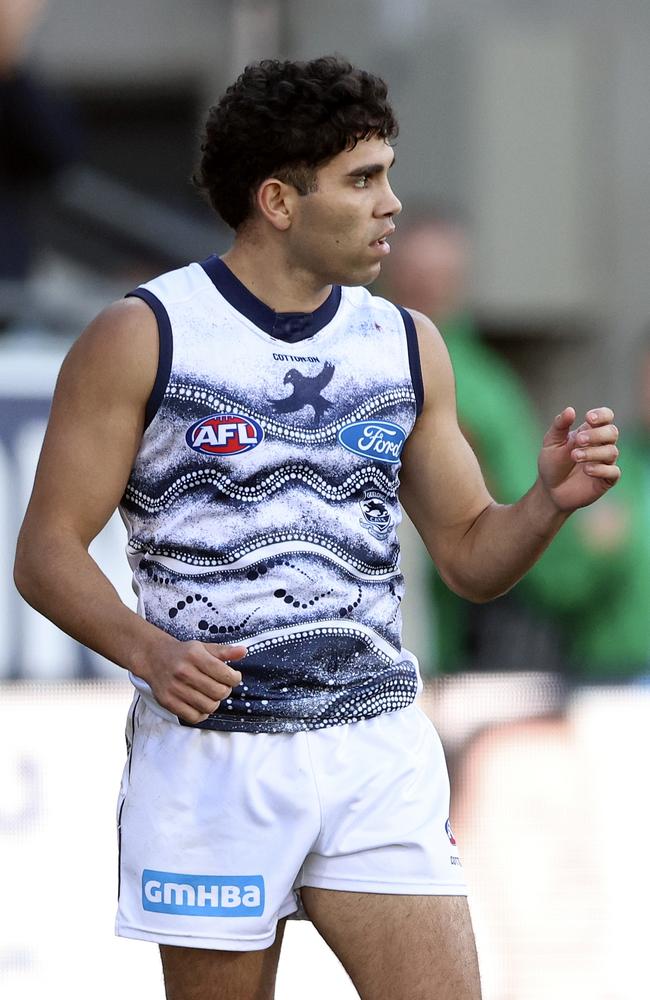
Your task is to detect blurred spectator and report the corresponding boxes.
[0,0,82,326]
[383,206,558,674]
[563,331,650,680]
[442,333,650,999]
[382,206,622,678]
[386,210,650,996]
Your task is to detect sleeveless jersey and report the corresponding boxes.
[119,255,425,733]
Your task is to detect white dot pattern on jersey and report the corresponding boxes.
[120,264,422,733]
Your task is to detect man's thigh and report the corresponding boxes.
[159,920,286,1000]
[301,888,481,1000]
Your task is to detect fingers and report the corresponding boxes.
[543,406,576,445]
[205,643,248,661]
[571,443,619,465]
[574,424,619,447]
[172,682,235,722]
[553,406,577,431]
[201,642,246,684]
[556,406,577,427]
[153,641,248,724]
[190,642,246,698]
[585,407,615,426]
[571,409,619,466]
[539,403,621,508]
[577,462,622,485]
[546,405,618,453]
[572,406,620,485]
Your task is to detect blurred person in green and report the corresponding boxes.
[383,207,634,679]
[567,332,650,680]
[384,207,648,998]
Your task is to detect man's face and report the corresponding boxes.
[286,136,402,287]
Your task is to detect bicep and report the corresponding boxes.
[21,299,158,548]
[399,314,494,577]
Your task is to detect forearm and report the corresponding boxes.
[14,532,174,680]
[442,478,570,602]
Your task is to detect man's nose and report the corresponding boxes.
[383,184,402,217]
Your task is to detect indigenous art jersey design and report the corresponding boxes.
[119,255,424,733]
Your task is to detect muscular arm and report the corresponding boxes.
[14,299,243,721]
[399,312,620,602]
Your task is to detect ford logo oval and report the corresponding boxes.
[338,420,406,464]
[186,413,264,455]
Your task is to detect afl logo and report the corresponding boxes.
[338,420,406,464]
[445,819,457,846]
[185,413,264,456]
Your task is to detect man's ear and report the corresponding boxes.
[255,178,297,231]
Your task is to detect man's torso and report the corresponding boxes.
[119,255,424,732]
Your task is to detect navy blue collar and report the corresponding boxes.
[200,255,342,344]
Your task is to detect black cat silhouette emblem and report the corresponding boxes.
[270,362,335,425]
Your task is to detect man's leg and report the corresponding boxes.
[159,919,286,1000]
[301,889,481,1000]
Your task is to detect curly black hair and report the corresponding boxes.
[194,55,398,231]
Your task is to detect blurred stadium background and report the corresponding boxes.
[2,1,650,997]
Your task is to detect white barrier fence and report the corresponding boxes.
[2,678,650,1000]
[0,680,357,1000]
[0,343,136,680]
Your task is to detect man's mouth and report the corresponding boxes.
[371,227,395,249]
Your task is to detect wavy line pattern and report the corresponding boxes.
[125,463,397,512]
[128,534,400,579]
[317,668,419,725]
[166,381,415,444]
[238,618,401,659]
[249,628,392,665]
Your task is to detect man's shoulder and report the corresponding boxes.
[68,297,159,374]
[131,259,208,305]
[47,297,159,425]
[340,283,404,318]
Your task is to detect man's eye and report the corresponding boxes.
[353,175,369,188]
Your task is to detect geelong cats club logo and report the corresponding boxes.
[185,413,264,455]
[359,489,393,540]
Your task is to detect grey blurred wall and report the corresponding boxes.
[27,0,650,422]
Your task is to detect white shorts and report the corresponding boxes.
[115,696,467,952]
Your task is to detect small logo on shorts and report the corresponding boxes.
[142,870,264,916]
[445,818,457,846]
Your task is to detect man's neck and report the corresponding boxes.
[221,240,332,315]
